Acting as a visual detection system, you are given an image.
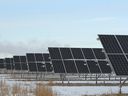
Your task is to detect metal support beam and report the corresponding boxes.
[119,77,128,94]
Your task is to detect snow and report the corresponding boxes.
[1,74,128,96]
[53,86,128,96]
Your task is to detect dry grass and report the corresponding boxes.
[0,80,9,96]
[100,94,124,96]
[0,79,56,96]
[34,82,56,96]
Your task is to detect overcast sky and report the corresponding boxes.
[0,0,128,57]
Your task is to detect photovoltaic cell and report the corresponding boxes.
[37,63,46,72]
[71,48,84,59]
[46,62,53,72]
[82,48,95,59]
[108,55,128,75]
[60,48,73,59]
[43,54,50,61]
[5,58,13,70]
[52,60,65,73]
[116,35,128,53]
[98,61,111,73]
[87,60,101,73]
[48,48,61,59]
[99,35,122,53]
[0,59,5,68]
[13,56,22,70]
[35,54,44,61]
[28,63,38,72]
[64,60,77,73]
[26,53,35,62]
[99,34,128,75]
[75,60,89,73]
[93,49,106,59]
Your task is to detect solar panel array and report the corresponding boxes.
[0,53,53,73]
[99,35,128,76]
[48,47,112,74]
[13,56,28,70]
[0,59,5,69]
[4,58,14,70]
[26,53,53,72]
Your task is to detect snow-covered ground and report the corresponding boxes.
[1,74,128,96]
[53,86,128,96]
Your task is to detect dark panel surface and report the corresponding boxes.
[82,48,95,59]
[98,61,111,73]
[26,53,35,62]
[28,63,37,71]
[99,35,122,53]
[64,60,77,73]
[20,56,27,63]
[52,60,65,73]
[43,54,50,61]
[0,59,5,68]
[75,60,89,73]
[5,58,13,70]
[37,63,46,72]
[13,56,20,63]
[93,49,106,59]
[35,54,44,61]
[14,63,22,70]
[116,35,128,53]
[21,63,28,70]
[87,60,101,73]
[46,63,53,72]
[48,48,61,59]
[60,48,73,59]
[108,55,128,75]
[71,48,84,59]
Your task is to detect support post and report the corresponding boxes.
[119,77,128,94]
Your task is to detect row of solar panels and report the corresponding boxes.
[0,53,53,72]
[1,34,127,76]
[0,48,112,74]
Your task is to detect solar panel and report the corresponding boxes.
[26,53,38,72]
[13,56,22,70]
[63,60,78,73]
[20,56,28,70]
[87,60,101,73]
[71,48,84,59]
[35,54,44,61]
[60,48,73,59]
[43,53,53,72]
[75,60,89,73]
[48,48,61,59]
[37,63,46,72]
[5,58,14,70]
[98,61,111,73]
[0,59,5,69]
[28,63,38,71]
[52,60,65,73]
[43,54,50,61]
[93,48,106,59]
[116,35,128,53]
[99,35,122,53]
[99,35,128,75]
[26,53,52,72]
[26,53,35,62]
[82,48,95,59]
[49,47,111,74]
[45,62,53,72]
